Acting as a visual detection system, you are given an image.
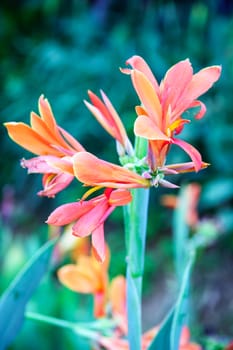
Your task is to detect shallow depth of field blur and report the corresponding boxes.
[1,0,233,348]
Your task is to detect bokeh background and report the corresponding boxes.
[1,0,233,348]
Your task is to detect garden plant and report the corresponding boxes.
[1,53,232,350]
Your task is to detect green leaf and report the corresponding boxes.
[148,308,175,349]
[170,253,194,350]
[148,253,195,350]
[0,239,56,349]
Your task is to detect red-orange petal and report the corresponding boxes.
[72,200,109,237]
[46,201,94,226]
[92,225,106,262]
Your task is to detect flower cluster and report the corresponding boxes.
[4,55,221,261]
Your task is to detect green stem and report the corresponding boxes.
[25,311,115,340]
[124,187,150,350]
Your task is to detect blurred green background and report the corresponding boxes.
[1,0,233,348]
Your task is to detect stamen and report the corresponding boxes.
[81,186,103,200]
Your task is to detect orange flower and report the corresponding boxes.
[47,188,132,261]
[57,241,127,326]
[84,90,133,155]
[5,95,84,156]
[4,95,85,197]
[58,247,110,318]
[73,152,150,189]
[122,55,221,171]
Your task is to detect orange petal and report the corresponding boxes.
[57,264,99,293]
[131,70,162,127]
[125,55,160,94]
[30,112,59,145]
[108,189,132,206]
[58,126,86,152]
[4,122,59,156]
[187,100,206,120]
[134,116,170,140]
[187,65,222,101]
[46,156,75,175]
[161,59,193,111]
[100,90,128,145]
[85,90,127,146]
[38,95,57,132]
[172,138,202,172]
[73,152,150,188]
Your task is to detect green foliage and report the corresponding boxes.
[0,239,56,349]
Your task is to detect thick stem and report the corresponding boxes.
[124,187,150,350]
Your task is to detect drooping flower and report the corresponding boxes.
[47,188,132,261]
[84,90,133,156]
[4,95,85,197]
[122,55,221,171]
[57,244,110,317]
[57,239,127,328]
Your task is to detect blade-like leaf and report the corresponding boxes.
[170,252,195,350]
[0,238,56,350]
[148,307,175,350]
[148,253,195,350]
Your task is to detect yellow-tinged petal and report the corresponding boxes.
[73,152,150,188]
[57,263,100,293]
[131,70,162,127]
[4,122,61,156]
[134,116,170,140]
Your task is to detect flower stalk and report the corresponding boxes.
[124,136,150,350]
